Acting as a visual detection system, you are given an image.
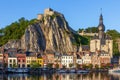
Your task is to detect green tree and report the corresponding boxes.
[62,65,66,69]
[106,30,120,56]
[47,63,53,68]
[88,64,93,69]
[69,63,73,68]
[73,34,89,46]
[55,64,59,69]
[78,27,98,33]
[95,64,99,69]
[78,28,84,33]
[82,64,87,69]
[30,61,40,68]
[85,27,98,33]
[12,62,18,68]
[76,63,80,69]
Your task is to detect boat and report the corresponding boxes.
[68,69,76,73]
[7,68,29,73]
[76,70,89,73]
[109,68,120,73]
[57,69,67,73]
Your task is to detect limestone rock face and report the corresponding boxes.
[3,8,78,53]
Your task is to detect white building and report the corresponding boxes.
[8,57,17,68]
[61,54,73,68]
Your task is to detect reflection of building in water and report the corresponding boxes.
[109,73,120,80]
[52,73,110,80]
[0,72,118,80]
[0,74,3,80]
[60,74,76,80]
[7,74,27,80]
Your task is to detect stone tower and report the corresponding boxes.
[98,14,105,39]
[90,14,113,58]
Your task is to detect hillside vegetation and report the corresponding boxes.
[106,29,120,56]
[0,17,36,46]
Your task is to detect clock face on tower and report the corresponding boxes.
[98,26,103,30]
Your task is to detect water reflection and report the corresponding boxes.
[0,72,120,80]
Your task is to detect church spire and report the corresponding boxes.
[99,14,103,24]
[98,13,105,39]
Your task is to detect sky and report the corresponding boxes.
[0,0,120,32]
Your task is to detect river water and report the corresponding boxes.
[0,72,120,80]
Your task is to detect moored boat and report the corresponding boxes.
[7,68,29,73]
[76,70,89,73]
[57,69,67,73]
[68,69,76,73]
[109,68,120,73]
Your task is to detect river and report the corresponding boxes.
[0,72,120,80]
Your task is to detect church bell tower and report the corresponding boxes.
[98,14,105,39]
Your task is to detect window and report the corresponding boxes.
[22,64,25,68]
[18,60,20,62]
[13,60,16,63]
[10,64,12,67]
[27,65,30,67]
[23,60,25,62]
[40,60,41,63]
[18,64,20,68]
[9,60,12,63]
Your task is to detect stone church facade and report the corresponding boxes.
[90,14,113,58]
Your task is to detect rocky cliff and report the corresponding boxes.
[3,8,78,53]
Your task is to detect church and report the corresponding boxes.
[90,14,113,58]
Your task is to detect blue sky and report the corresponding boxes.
[0,0,120,32]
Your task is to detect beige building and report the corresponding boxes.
[90,14,113,58]
[82,52,92,64]
[91,52,100,68]
[99,51,111,64]
[0,53,3,68]
[26,52,37,67]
